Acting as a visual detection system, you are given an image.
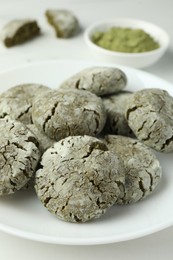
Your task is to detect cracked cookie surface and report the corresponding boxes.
[104,135,162,204]
[32,89,106,140]
[102,91,134,136]
[59,66,127,96]
[27,124,55,153]
[0,83,50,124]
[0,119,41,196]
[125,88,173,152]
[35,135,125,222]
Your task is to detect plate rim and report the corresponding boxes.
[0,218,172,245]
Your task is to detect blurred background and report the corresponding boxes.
[0,0,172,80]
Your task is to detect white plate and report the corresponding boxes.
[0,59,173,245]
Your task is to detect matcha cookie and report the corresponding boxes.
[104,135,162,204]
[1,19,40,47]
[35,135,124,222]
[0,119,41,196]
[32,89,106,140]
[27,124,55,153]
[0,83,50,124]
[45,9,79,38]
[125,88,173,152]
[59,66,127,96]
[102,91,134,136]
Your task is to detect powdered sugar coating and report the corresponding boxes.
[45,9,79,38]
[27,124,55,153]
[125,88,173,152]
[1,19,40,47]
[35,135,125,222]
[60,67,127,96]
[104,135,162,204]
[0,83,50,124]
[0,119,41,196]
[102,91,133,136]
[32,89,106,140]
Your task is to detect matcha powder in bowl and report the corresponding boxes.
[84,18,170,68]
[92,27,160,53]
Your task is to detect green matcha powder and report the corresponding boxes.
[92,27,160,53]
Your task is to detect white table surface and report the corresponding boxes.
[0,0,173,259]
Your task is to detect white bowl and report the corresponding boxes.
[84,18,170,68]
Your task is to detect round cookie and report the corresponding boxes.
[102,91,134,136]
[0,119,41,196]
[35,135,125,223]
[0,83,50,124]
[32,89,107,140]
[125,88,173,152]
[27,124,55,153]
[104,135,162,204]
[59,66,127,96]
